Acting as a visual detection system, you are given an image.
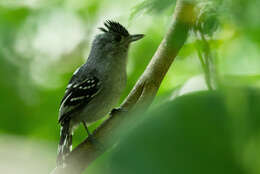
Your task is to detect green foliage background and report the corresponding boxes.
[0,0,259,173]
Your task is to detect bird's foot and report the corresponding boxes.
[110,107,127,116]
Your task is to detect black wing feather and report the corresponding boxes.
[59,73,101,124]
[63,77,100,106]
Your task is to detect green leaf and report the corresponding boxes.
[195,2,220,36]
[101,89,260,174]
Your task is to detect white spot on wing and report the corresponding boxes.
[67,83,72,89]
[73,84,79,88]
[70,96,85,102]
[83,86,90,90]
[59,93,72,112]
[73,67,81,75]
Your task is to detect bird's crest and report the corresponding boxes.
[99,20,129,36]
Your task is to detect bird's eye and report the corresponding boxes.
[114,35,122,42]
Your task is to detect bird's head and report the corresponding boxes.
[92,20,144,55]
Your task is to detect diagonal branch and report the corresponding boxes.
[51,1,196,173]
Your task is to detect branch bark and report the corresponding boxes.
[51,1,195,173]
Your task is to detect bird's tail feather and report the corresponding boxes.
[57,120,72,166]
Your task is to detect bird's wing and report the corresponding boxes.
[58,69,102,124]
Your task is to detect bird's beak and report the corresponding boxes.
[130,34,145,42]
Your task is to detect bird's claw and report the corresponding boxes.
[110,107,127,116]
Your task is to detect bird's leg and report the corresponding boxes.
[82,121,92,137]
[82,121,104,151]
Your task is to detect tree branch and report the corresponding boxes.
[51,1,196,173]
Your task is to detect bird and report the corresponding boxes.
[57,20,144,165]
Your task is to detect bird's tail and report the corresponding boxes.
[57,119,72,166]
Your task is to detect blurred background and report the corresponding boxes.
[0,0,260,173]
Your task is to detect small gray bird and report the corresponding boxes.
[57,20,144,165]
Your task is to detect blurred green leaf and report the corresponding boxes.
[194,2,220,36]
[98,89,260,174]
[130,0,176,19]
